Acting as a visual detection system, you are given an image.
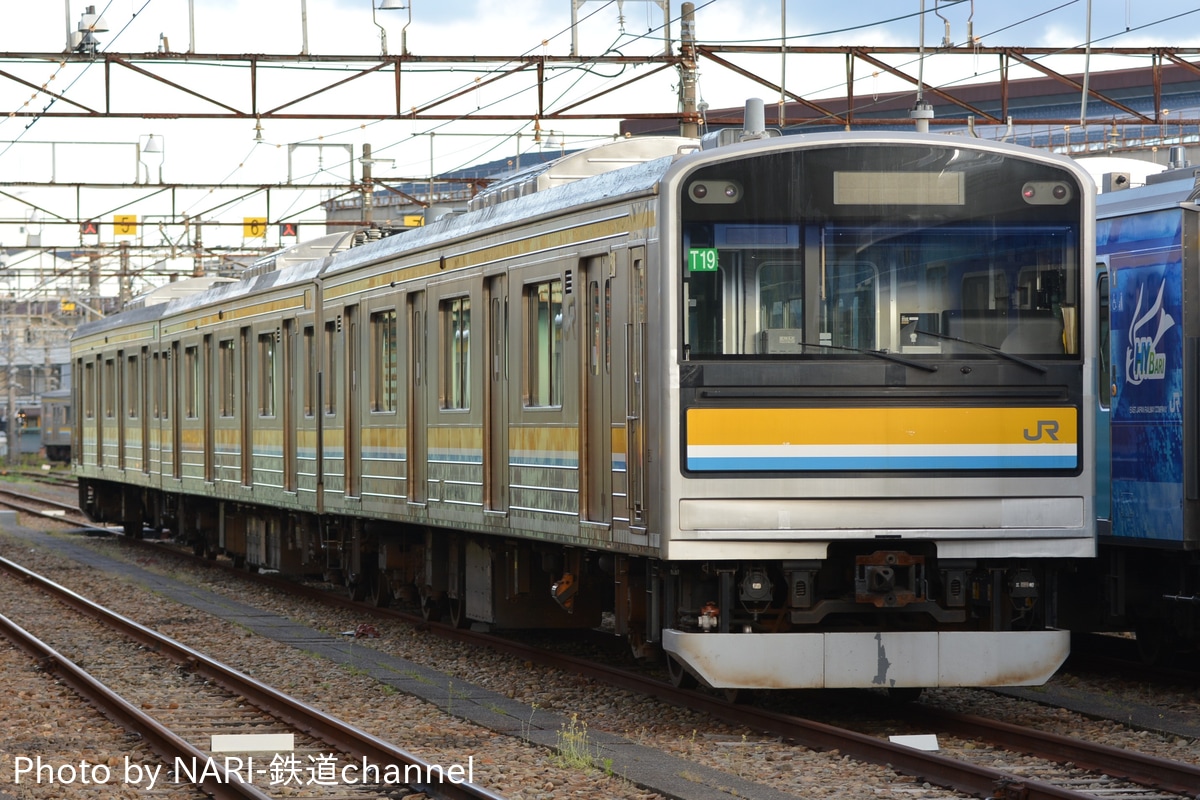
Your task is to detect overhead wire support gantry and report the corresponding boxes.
[0,45,1197,127]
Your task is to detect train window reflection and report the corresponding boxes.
[682,223,1077,360]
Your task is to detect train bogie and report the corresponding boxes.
[73,131,1097,689]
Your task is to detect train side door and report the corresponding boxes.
[345,305,361,499]
[203,334,214,482]
[140,346,150,473]
[583,255,612,529]
[626,246,648,531]
[283,319,297,493]
[116,351,126,470]
[485,274,509,514]
[1095,265,1112,531]
[408,291,428,505]
[171,341,182,480]
[239,327,251,485]
[95,356,106,468]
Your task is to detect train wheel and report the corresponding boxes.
[419,594,443,622]
[1134,619,1170,665]
[346,575,366,602]
[366,571,391,608]
[447,596,469,629]
[666,655,698,689]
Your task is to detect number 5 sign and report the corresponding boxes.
[243,217,267,238]
[113,215,138,237]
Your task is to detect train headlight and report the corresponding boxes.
[740,569,773,603]
[689,179,743,204]
[1020,181,1073,205]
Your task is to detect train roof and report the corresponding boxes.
[322,144,690,278]
[72,139,693,343]
[1096,171,1200,219]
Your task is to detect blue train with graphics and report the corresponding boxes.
[1059,164,1200,661]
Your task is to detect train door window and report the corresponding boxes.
[589,281,602,375]
[159,349,170,421]
[1098,271,1110,410]
[259,332,276,417]
[441,296,470,410]
[184,346,200,419]
[370,310,397,413]
[103,359,116,419]
[219,339,235,417]
[303,325,316,417]
[525,279,563,407]
[604,278,613,374]
[126,354,139,419]
[83,361,95,419]
[152,352,162,422]
[324,320,338,416]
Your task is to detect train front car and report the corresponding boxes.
[655,133,1095,690]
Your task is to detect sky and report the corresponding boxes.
[0,0,1198,288]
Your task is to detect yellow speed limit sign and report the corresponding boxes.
[113,214,137,237]
[243,217,267,238]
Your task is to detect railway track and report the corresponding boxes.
[9,485,1200,800]
[0,554,508,800]
[80,533,1200,800]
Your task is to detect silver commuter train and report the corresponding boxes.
[72,125,1096,691]
[40,388,73,462]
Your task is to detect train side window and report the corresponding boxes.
[219,339,235,417]
[303,326,315,417]
[525,279,563,408]
[1098,271,1110,410]
[370,310,398,413]
[324,320,338,416]
[259,332,276,417]
[441,296,471,410]
[184,346,200,419]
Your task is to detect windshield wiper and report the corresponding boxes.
[807,342,939,372]
[913,329,1047,374]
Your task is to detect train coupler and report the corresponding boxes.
[551,572,577,612]
[855,551,926,608]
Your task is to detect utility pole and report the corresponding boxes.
[118,240,131,306]
[362,143,374,228]
[193,222,205,277]
[679,3,700,139]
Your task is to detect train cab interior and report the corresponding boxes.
[681,223,1077,362]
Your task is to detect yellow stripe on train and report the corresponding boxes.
[686,407,1078,471]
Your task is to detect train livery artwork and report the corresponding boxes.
[71,121,1097,692]
[1058,165,1200,662]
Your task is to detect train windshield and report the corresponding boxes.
[679,142,1082,361]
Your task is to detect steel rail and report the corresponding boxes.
[905,704,1200,797]
[0,611,274,800]
[0,555,508,800]
[172,557,1145,800]
[74,533,1198,800]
